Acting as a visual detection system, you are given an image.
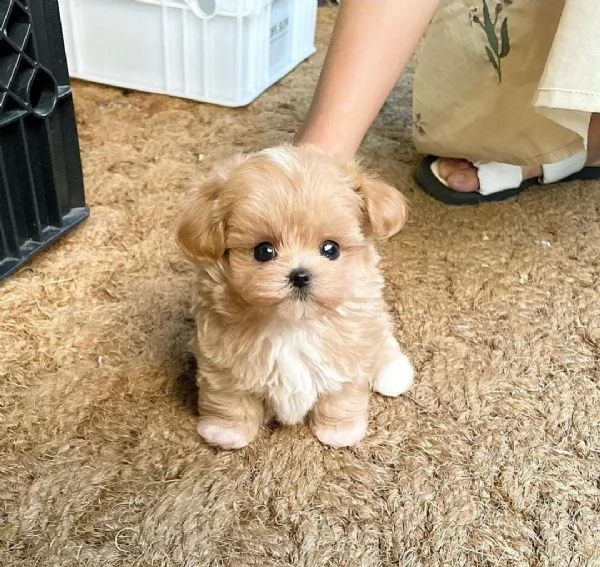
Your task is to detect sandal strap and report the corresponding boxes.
[473,161,524,195]
[541,151,587,184]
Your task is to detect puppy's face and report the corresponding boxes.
[176,145,408,320]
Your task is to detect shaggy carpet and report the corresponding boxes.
[1,7,599,567]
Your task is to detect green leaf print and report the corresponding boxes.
[470,1,512,83]
[485,46,500,77]
[482,2,498,54]
[499,17,510,58]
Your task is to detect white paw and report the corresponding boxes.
[312,418,368,449]
[374,354,414,397]
[197,420,249,450]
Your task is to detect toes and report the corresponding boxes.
[437,158,472,178]
[312,418,368,448]
[446,168,480,192]
[197,419,250,450]
[437,158,480,192]
[374,354,414,397]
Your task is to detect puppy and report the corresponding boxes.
[176,144,414,450]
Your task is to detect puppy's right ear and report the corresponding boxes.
[176,179,225,264]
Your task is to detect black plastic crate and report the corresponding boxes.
[0,0,88,282]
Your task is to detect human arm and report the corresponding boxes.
[294,0,439,160]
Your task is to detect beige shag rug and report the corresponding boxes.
[1,7,599,566]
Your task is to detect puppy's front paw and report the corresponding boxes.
[374,354,414,397]
[312,418,368,449]
[197,418,250,450]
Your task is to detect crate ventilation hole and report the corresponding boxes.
[0,0,58,127]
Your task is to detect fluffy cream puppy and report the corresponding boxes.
[176,145,414,450]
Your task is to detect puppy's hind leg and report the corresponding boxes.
[196,372,264,450]
[372,333,414,398]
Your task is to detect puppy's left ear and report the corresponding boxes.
[349,164,409,240]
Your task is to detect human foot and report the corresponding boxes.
[437,158,543,192]
[438,112,600,192]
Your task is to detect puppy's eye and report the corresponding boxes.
[253,242,277,262]
[319,240,340,260]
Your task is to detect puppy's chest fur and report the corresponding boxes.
[197,314,358,426]
[262,322,349,425]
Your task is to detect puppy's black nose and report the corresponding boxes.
[289,269,311,288]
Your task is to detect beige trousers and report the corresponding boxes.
[412,0,600,166]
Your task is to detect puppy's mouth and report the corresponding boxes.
[290,287,311,302]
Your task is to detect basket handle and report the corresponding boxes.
[183,0,220,19]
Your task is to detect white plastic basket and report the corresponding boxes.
[56,0,317,106]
